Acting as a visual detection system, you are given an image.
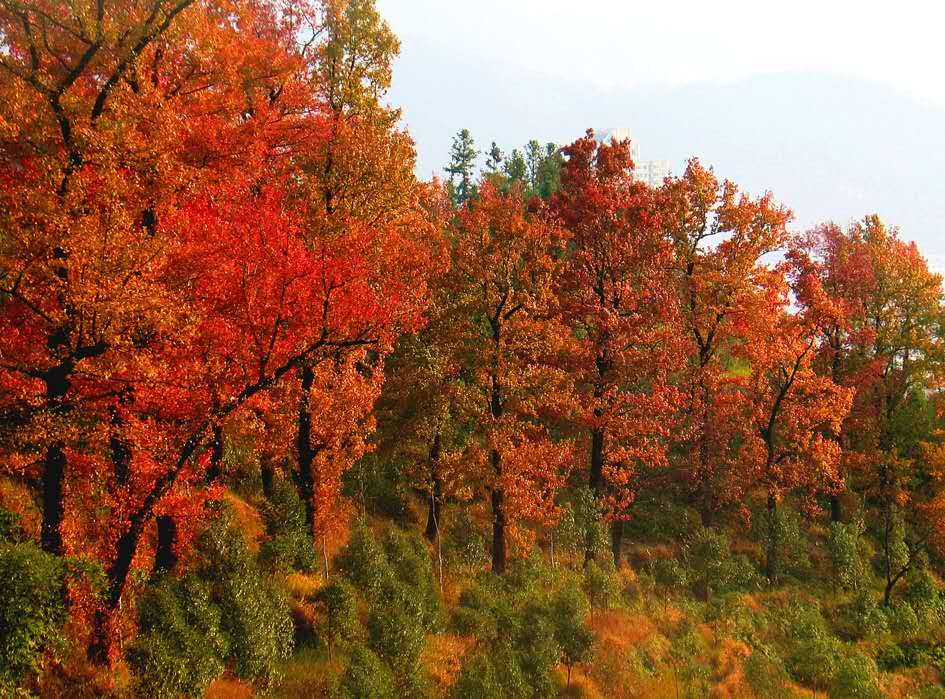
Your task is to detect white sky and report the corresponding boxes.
[377,0,945,109]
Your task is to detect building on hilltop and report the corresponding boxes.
[593,127,670,188]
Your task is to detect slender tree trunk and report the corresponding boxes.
[491,470,507,574]
[830,493,842,523]
[41,442,67,556]
[295,363,317,538]
[489,360,506,574]
[40,364,72,556]
[611,519,624,568]
[584,425,606,566]
[260,452,275,499]
[765,491,779,584]
[205,423,224,484]
[153,515,178,576]
[424,434,443,542]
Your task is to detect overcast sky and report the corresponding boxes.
[377,1,945,109]
[375,1,945,270]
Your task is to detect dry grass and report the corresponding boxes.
[207,675,254,699]
[422,633,473,693]
[223,492,265,554]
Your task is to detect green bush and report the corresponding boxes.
[314,579,358,652]
[827,521,866,592]
[337,644,397,699]
[197,512,294,684]
[443,509,488,572]
[651,557,688,599]
[904,566,940,623]
[0,541,68,690]
[380,527,443,630]
[336,523,395,598]
[450,647,529,699]
[744,652,794,698]
[886,599,920,638]
[550,586,593,684]
[0,507,22,543]
[259,478,315,572]
[553,486,608,562]
[788,636,843,689]
[623,497,700,544]
[828,651,882,699]
[583,558,621,610]
[839,591,888,640]
[128,577,228,698]
[367,603,427,695]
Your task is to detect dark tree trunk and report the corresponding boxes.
[109,404,132,486]
[589,426,605,496]
[424,434,443,542]
[41,442,66,556]
[153,515,178,576]
[40,363,72,556]
[830,493,842,523]
[491,467,507,574]
[260,452,275,499]
[295,364,317,537]
[611,519,624,568]
[205,423,225,484]
[489,359,506,574]
[765,491,779,584]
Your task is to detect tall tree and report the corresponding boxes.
[445,128,479,206]
[553,131,682,565]
[660,159,791,523]
[447,181,573,573]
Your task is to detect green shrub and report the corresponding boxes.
[827,521,866,592]
[314,579,358,654]
[904,566,940,623]
[0,541,68,690]
[197,512,294,684]
[337,644,397,699]
[367,603,427,695]
[550,586,593,684]
[744,652,794,698]
[651,557,688,599]
[787,636,842,689]
[450,647,529,699]
[128,576,228,698]
[380,527,443,629]
[583,558,621,610]
[839,591,888,640]
[623,497,700,544]
[443,509,488,572]
[886,599,920,638]
[828,651,882,699]
[0,507,22,543]
[259,478,315,572]
[553,486,608,562]
[336,523,395,598]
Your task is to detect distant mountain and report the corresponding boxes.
[388,36,945,270]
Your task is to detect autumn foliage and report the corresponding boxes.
[2,0,945,693]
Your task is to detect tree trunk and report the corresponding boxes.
[765,491,779,584]
[424,434,443,542]
[205,423,224,485]
[491,472,507,574]
[41,442,66,556]
[295,363,317,538]
[40,364,72,556]
[830,493,842,523]
[153,515,178,576]
[584,426,606,565]
[611,519,624,568]
[260,453,275,499]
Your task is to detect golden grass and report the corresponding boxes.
[222,492,265,554]
[422,632,473,693]
[207,675,254,699]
